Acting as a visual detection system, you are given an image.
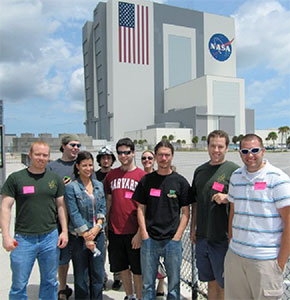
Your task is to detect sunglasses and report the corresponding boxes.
[117,150,132,155]
[240,147,263,155]
[69,143,81,148]
[142,156,154,161]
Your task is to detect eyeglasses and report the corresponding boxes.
[117,150,132,155]
[69,143,81,148]
[240,147,264,155]
[142,156,154,161]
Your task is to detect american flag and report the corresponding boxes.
[119,1,149,65]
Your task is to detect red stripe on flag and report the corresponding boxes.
[119,26,122,62]
[123,27,126,63]
[146,6,149,65]
[137,5,140,64]
[133,28,136,64]
[141,5,144,65]
[128,28,131,63]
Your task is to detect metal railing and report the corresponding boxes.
[180,222,290,299]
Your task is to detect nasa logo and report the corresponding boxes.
[208,33,234,62]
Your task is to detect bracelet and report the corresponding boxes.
[96,223,102,230]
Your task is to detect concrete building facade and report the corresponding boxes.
[83,0,254,141]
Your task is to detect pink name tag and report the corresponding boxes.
[23,186,35,194]
[125,191,133,199]
[212,182,224,192]
[150,188,161,197]
[254,182,267,190]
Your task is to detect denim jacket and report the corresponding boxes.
[65,178,106,235]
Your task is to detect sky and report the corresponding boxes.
[0,0,289,136]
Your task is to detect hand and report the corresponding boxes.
[277,258,285,272]
[57,231,68,249]
[172,234,181,241]
[131,232,142,249]
[85,240,95,252]
[83,227,99,242]
[2,236,17,252]
[212,193,228,205]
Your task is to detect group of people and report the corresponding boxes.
[1,131,289,300]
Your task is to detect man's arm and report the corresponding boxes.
[212,193,229,204]
[137,203,148,240]
[277,206,290,271]
[228,202,235,241]
[190,203,197,244]
[56,195,68,249]
[106,194,112,223]
[1,195,17,251]
[173,205,190,241]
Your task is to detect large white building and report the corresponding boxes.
[83,0,254,141]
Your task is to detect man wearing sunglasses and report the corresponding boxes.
[47,134,81,300]
[225,134,290,300]
[190,130,239,300]
[104,138,146,300]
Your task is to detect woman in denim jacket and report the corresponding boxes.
[65,151,106,299]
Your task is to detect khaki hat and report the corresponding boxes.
[60,134,79,151]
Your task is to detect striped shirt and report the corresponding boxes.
[228,160,290,260]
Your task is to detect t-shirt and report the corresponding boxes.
[133,171,192,240]
[1,168,64,235]
[104,167,146,234]
[228,160,290,260]
[95,169,108,183]
[192,161,239,242]
[46,159,75,181]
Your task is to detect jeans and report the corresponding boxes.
[141,237,182,300]
[10,229,59,300]
[70,232,105,300]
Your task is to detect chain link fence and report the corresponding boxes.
[180,221,290,299]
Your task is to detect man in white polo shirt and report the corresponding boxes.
[225,133,290,299]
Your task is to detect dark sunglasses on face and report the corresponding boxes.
[141,156,154,161]
[117,150,132,155]
[240,147,263,155]
[69,143,81,148]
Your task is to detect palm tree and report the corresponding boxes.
[237,134,244,143]
[181,139,186,145]
[267,132,278,147]
[161,135,167,141]
[176,139,181,144]
[192,136,199,148]
[168,134,174,142]
[232,136,238,145]
[278,126,290,148]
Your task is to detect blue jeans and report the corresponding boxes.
[70,232,105,300]
[141,237,182,300]
[10,229,59,300]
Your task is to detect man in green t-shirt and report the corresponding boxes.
[1,141,68,300]
[190,130,239,300]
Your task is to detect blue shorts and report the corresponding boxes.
[195,239,228,288]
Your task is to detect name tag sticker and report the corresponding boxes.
[23,186,35,194]
[125,191,133,199]
[150,188,161,197]
[212,182,224,192]
[254,182,267,190]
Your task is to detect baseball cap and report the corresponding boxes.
[60,134,80,152]
[97,146,116,163]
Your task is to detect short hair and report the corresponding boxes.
[116,138,135,152]
[154,140,174,155]
[74,151,94,178]
[141,150,154,158]
[240,134,264,149]
[29,141,50,154]
[207,130,230,147]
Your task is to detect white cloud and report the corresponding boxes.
[246,78,281,106]
[67,68,85,104]
[234,0,290,74]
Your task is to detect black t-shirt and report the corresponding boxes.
[95,169,108,182]
[191,160,239,242]
[133,171,192,240]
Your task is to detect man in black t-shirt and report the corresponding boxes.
[133,140,191,300]
[190,130,239,300]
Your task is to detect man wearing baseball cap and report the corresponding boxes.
[47,134,81,300]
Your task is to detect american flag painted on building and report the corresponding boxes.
[119,1,149,65]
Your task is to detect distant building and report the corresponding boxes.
[83,0,254,141]
[0,100,3,125]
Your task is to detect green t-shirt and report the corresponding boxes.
[1,168,64,235]
[191,161,239,242]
